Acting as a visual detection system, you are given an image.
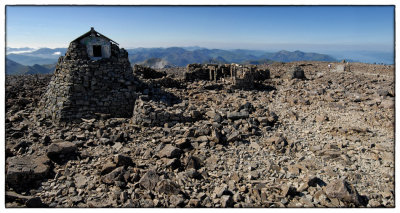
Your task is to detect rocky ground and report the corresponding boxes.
[5,61,394,207]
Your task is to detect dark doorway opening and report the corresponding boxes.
[93,45,102,57]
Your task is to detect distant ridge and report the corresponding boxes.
[6,58,55,75]
[6,46,339,71]
[127,47,337,66]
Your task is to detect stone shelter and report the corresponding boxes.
[39,27,136,122]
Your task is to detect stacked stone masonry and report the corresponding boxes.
[40,37,136,122]
[184,63,270,89]
[283,66,306,80]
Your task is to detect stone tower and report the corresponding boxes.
[40,27,136,122]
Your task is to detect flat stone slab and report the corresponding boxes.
[6,155,51,190]
[47,141,77,160]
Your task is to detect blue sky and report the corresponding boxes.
[6,6,394,53]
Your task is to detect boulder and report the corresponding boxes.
[46,142,77,160]
[101,162,117,175]
[74,173,89,189]
[157,144,182,159]
[227,111,249,120]
[281,185,297,197]
[220,195,234,207]
[138,169,160,190]
[284,66,306,80]
[226,131,240,142]
[101,166,126,185]
[6,155,51,191]
[325,179,365,206]
[175,138,190,149]
[155,179,181,195]
[114,154,134,167]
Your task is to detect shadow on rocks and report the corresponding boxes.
[135,77,182,107]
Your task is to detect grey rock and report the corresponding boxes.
[214,184,229,198]
[101,161,117,175]
[138,169,159,190]
[185,168,200,179]
[210,129,222,143]
[114,154,134,167]
[155,179,181,195]
[169,194,185,207]
[6,155,50,191]
[227,111,249,120]
[101,167,126,185]
[47,142,77,159]
[157,144,182,158]
[220,195,233,207]
[281,185,297,197]
[175,138,190,149]
[325,179,365,206]
[227,131,240,142]
[74,173,88,189]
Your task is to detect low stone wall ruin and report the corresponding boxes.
[283,66,306,80]
[184,63,270,89]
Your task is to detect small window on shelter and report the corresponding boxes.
[93,45,102,57]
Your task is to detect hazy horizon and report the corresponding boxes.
[6,45,394,65]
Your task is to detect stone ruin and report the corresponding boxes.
[335,64,351,72]
[283,66,306,80]
[39,27,136,122]
[184,63,270,89]
[38,28,272,124]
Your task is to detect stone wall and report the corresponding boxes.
[39,41,136,122]
[230,65,256,89]
[335,64,351,72]
[283,66,306,80]
[184,63,270,89]
[184,64,210,81]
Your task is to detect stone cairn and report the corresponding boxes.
[39,40,136,122]
[184,63,270,89]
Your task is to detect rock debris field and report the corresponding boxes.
[5,61,394,207]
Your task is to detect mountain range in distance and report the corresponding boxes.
[6,58,55,75]
[5,46,393,75]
